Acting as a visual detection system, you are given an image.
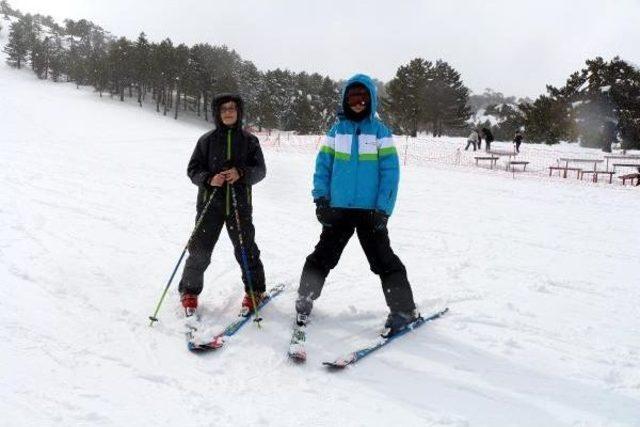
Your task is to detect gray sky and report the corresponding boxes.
[8,0,640,98]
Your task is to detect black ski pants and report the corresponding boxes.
[178,204,265,296]
[298,209,416,313]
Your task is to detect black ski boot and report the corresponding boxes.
[382,309,420,338]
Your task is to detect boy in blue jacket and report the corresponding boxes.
[295,74,418,336]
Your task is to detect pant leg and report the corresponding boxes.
[298,216,355,302]
[225,208,266,294]
[178,208,226,295]
[355,211,416,313]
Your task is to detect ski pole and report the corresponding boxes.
[229,184,263,327]
[148,186,219,326]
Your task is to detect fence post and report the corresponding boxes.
[403,140,409,166]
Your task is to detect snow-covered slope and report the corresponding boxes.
[1,55,640,426]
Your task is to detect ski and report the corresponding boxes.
[185,312,218,352]
[187,283,286,352]
[287,324,307,362]
[322,307,449,369]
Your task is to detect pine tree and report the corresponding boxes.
[254,71,280,131]
[385,58,471,137]
[426,60,471,136]
[133,32,151,106]
[31,35,50,78]
[48,35,65,82]
[386,58,431,136]
[523,56,640,149]
[4,19,28,68]
[520,95,572,144]
[173,43,189,119]
[108,37,134,101]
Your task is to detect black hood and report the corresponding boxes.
[211,93,244,129]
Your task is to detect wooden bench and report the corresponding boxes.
[618,173,640,185]
[579,170,616,183]
[507,161,529,172]
[549,166,582,179]
[475,156,499,169]
[612,163,640,172]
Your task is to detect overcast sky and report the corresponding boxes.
[7,0,640,98]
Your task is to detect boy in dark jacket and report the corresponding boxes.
[294,74,418,337]
[179,94,267,316]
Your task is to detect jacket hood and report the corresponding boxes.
[211,93,244,129]
[341,74,378,121]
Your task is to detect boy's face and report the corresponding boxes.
[346,86,370,114]
[220,101,238,126]
[350,103,366,114]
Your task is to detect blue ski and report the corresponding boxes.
[187,283,286,352]
[322,307,449,369]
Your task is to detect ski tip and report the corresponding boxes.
[188,342,224,352]
[188,336,225,352]
[322,361,347,370]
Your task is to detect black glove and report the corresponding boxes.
[314,198,338,227]
[371,209,389,231]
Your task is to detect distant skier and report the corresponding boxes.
[178,94,267,316]
[514,129,523,153]
[465,129,480,151]
[294,73,419,337]
[482,127,494,152]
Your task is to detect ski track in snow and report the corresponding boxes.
[1,49,640,426]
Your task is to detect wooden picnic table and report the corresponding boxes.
[507,160,529,172]
[579,170,616,183]
[618,173,640,186]
[488,150,518,156]
[474,156,499,169]
[604,154,640,171]
[488,150,519,170]
[558,158,603,172]
[549,166,582,179]
[612,163,640,173]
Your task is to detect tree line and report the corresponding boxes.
[2,1,639,149]
[1,3,471,136]
[478,57,640,150]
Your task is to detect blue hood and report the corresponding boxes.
[342,73,378,121]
